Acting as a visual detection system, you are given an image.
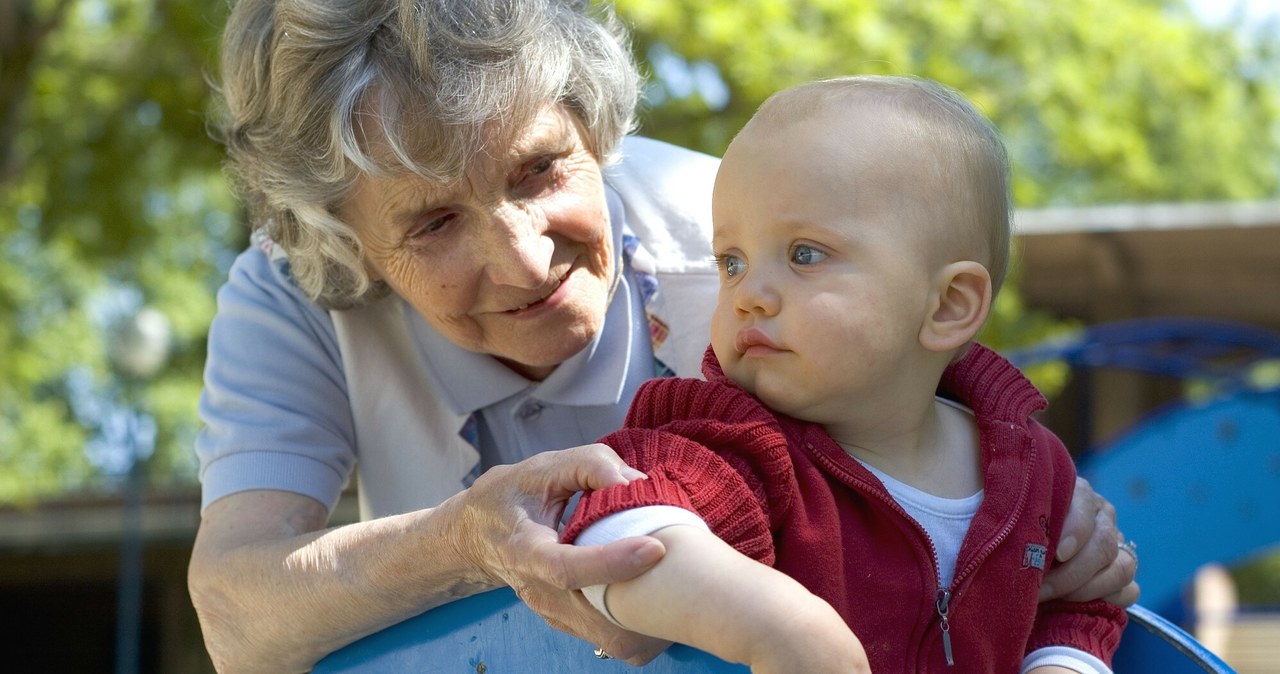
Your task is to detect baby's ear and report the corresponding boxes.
[919,261,992,353]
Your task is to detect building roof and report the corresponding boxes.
[1014,200,1280,332]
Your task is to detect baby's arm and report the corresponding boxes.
[600,523,869,674]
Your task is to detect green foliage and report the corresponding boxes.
[0,0,238,504]
[2,0,1279,503]
[1234,547,1280,607]
[615,0,1280,206]
[611,0,1280,394]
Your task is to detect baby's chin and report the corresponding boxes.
[741,377,809,419]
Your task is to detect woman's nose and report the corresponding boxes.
[483,203,553,288]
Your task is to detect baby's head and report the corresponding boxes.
[746,75,1010,292]
[709,75,1011,422]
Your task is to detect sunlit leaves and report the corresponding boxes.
[615,0,1280,204]
[0,0,235,504]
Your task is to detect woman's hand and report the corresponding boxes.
[1040,477,1140,606]
[443,443,672,663]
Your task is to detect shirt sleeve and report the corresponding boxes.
[561,376,798,566]
[195,244,356,513]
[1022,646,1112,674]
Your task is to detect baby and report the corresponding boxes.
[563,75,1126,673]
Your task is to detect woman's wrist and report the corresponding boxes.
[400,493,503,603]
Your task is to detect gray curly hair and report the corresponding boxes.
[214,0,641,308]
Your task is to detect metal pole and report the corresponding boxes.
[114,412,145,674]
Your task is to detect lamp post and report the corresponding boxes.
[108,307,170,674]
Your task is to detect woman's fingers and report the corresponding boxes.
[527,443,648,496]
[518,569,671,664]
[445,445,668,663]
[1041,477,1136,604]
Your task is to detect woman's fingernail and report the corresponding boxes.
[621,467,647,481]
[633,539,664,566]
[1056,536,1078,560]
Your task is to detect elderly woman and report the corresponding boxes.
[188,0,1138,672]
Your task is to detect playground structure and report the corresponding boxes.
[1006,318,1280,613]
[316,318,1277,673]
[1008,318,1280,671]
[312,586,1232,673]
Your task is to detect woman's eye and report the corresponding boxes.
[791,244,827,266]
[528,156,554,176]
[715,254,747,277]
[410,212,456,239]
[516,156,559,193]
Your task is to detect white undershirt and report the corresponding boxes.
[856,459,982,588]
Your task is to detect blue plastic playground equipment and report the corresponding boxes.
[313,587,1233,673]
[1006,317,1280,673]
[316,318,1276,673]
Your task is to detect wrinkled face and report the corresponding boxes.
[709,111,940,424]
[340,106,615,380]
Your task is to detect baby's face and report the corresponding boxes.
[709,109,945,424]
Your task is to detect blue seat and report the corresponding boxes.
[313,586,747,673]
[313,587,1233,673]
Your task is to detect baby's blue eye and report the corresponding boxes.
[791,244,826,265]
[716,254,747,277]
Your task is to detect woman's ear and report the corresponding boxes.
[919,261,992,353]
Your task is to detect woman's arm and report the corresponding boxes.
[188,445,668,673]
[600,525,870,674]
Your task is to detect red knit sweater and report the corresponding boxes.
[563,344,1125,672]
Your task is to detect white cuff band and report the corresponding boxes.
[576,506,711,627]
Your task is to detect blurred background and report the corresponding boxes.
[1,0,1278,671]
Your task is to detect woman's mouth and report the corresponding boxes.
[507,268,571,313]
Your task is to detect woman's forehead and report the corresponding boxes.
[342,106,588,225]
[353,97,579,181]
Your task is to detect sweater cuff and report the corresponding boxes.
[561,473,698,544]
[1029,599,1127,665]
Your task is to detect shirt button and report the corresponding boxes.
[518,401,544,420]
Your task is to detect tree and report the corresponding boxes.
[0,0,238,503]
[1,0,1277,504]
[614,0,1279,204]
[611,0,1280,390]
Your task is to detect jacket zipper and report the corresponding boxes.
[935,588,954,666]
[811,426,1036,669]
[845,470,961,667]
[834,473,1023,668]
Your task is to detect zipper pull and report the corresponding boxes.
[936,589,954,666]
